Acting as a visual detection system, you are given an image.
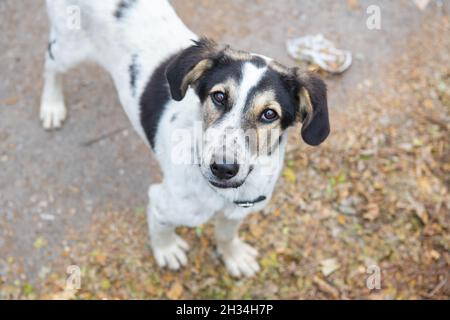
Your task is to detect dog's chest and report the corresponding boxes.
[158,159,281,227]
[161,175,229,227]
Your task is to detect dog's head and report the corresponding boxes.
[166,38,330,189]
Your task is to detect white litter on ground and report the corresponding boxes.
[286,34,352,74]
[413,0,430,11]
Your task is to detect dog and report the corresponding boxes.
[42,0,330,277]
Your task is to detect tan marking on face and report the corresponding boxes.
[249,90,282,122]
[180,59,214,97]
[268,61,291,75]
[223,47,253,61]
[243,90,283,155]
[299,87,314,126]
[203,78,239,128]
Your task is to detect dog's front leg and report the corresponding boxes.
[214,213,260,278]
[147,184,189,271]
[40,58,67,130]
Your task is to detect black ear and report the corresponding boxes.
[165,38,217,101]
[295,71,330,146]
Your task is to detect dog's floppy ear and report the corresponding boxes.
[291,70,330,146]
[165,38,217,101]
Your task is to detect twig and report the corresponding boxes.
[413,109,449,132]
[425,277,447,298]
[313,275,340,299]
[81,126,130,147]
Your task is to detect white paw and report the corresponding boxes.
[40,101,67,130]
[152,235,189,271]
[218,239,260,278]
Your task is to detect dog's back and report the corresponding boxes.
[46,0,196,71]
[41,0,196,135]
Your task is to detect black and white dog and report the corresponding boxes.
[42,0,329,277]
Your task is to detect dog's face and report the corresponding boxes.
[166,38,330,189]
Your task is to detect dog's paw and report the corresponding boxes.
[152,235,189,271]
[218,239,260,278]
[40,100,67,130]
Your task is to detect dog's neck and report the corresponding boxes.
[107,0,198,95]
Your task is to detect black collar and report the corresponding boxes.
[234,196,267,208]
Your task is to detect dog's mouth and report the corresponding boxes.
[208,179,245,189]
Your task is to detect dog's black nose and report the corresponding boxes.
[210,162,239,180]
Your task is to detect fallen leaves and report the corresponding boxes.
[337,215,347,225]
[50,289,78,300]
[0,96,19,106]
[91,250,108,265]
[282,167,297,184]
[249,223,264,238]
[363,203,380,221]
[423,99,434,109]
[347,0,360,10]
[406,193,429,225]
[100,279,111,290]
[167,281,184,300]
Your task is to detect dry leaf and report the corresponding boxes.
[347,0,360,10]
[95,252,107,265]
[423,99,434,109]
[33,237,47,250]
[320,258,340,276]
[167,281,183,300]
[363,203,380,221]
[429,250,440,260]
[283,167,297,183]
[1,96,19,106]
[51,289,77,300]
[337,215,346,225]
[249,223,264,238]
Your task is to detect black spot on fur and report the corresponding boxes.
[129,54,139,97]
[114,0,137,19]
[48,40,56,60]
[140,55,175,148]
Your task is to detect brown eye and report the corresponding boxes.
[211,91,227,106]
[260,109,279,123]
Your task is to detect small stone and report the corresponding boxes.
[40,214,55,221]
[38,201,48,208]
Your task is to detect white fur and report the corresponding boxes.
[43,0,288,278]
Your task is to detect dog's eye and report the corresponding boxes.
[211,91,227,106]
[260,109,279,123]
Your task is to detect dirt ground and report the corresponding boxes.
[0,0,449,299]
